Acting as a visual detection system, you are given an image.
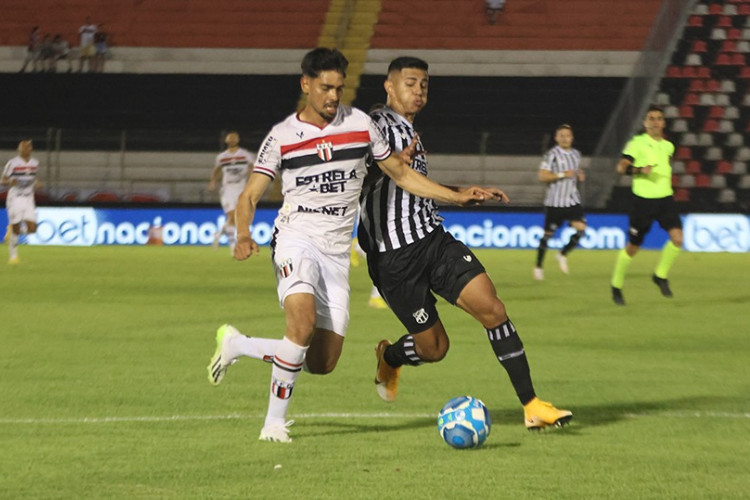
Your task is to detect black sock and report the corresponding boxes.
[536,237,549,267]
[562,230,585,256]
[485,319,536,405]
[384,334,423,368]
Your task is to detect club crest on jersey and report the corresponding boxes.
[278,258,294,278]
[412,308,429,324]
[316,141,334,162]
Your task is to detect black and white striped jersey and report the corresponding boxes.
[359,106,443,253]
[539,145,582,207]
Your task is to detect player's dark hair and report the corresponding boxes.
[556,123,573,132]
[301,48,348,78]
[645,104,664,116]
[387,56,429,73]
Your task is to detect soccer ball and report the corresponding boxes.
[437,396,491,449]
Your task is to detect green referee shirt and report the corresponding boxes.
[622,133,674,198]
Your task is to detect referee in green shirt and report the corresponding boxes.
[610,105,683,305]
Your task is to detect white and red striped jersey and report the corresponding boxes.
[215,147,254,188]
[254,105,391,255]
[2,155,39,198]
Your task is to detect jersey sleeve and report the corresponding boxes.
[253,130,280,180]
[1,160,12,179]
[539,150,554,171]
[367,116,391,161]
[621,138,639,164]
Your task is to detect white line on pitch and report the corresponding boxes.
[0,412,435,425]
[625,411,750,419]
[1,410,748,425]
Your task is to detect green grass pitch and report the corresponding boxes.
[1,245,748,499]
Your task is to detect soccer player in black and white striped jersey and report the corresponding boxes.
[361,57,572,430]
[534,124,587,280]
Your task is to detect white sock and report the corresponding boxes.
[225,225,236,247]
[229,333,280,362]
[9,233,18,259]
[264,337,308,428]
[370,286,381,299]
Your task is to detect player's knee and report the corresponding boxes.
[417,334,449,362]
[476,298,507,328]
[305,356,338,375]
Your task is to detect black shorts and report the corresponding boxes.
[628,194,682,245]
[543,205,586,233]
[366,226,486,334]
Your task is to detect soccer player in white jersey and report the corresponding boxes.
[533,124,587,280]
[207,131,254,253]
[2,139,41,264]
[205,48,498,443]
[360,56,572,431]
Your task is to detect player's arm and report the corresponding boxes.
[234,172,272,260]
[538,169,573,183]
[617,154,652,176]
[376,154,496,206]
[207,164,222,192]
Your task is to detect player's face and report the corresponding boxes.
[18,140,33,157]
[385,68,428,120]
[555,128,573,149]
[301,70,345,124]
[643,110,665,136]
[225,133,239,148]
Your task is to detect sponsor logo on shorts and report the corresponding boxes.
[412,308,429,324]
[463,255,472,262]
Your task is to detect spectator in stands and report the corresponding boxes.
[610,105,682,306]
[92,29,109,72]
[19,26,41,73]
[486,0,506,24]
[51,34,72,73]
[39,34,55,72]
[78,16,97,72]
[534,124,587,281]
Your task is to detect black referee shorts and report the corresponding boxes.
[628,194,682,246]
[543,205,586,232]
[366,226,486,334]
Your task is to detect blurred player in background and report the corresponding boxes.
[2,139,41,264]
[207,131,254,253]
[360,56,572,430]
[534,124,587,280]
[206,48,493,443]
[611,105,682,306]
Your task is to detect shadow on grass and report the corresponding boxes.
[297,395,737,440]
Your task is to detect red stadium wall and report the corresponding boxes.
[373,0,661,51]
[0,0,330,48]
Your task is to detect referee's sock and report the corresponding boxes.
[611,249,632,289]
[654,241,681,279]
[485,319,536,405]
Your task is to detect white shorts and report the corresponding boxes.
[220,184,244,213]
[6,194,36,225]
[272,235,351,336]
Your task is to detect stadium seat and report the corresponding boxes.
[732,161,748,174]
[674,188,691,202]
[708,106,725,118]
[716,160,733,173]
[724,4,739,15]
[692,40,707,52]
[672,119,690,133]
[680,174,696,187]
[709,3,723,15]
[692,4,708,15]
[717,188,736,203]
[679,104,695,117]
[710,175,727,188]
[685,53,703,65]
[721,80,737,93]
[88,191,121,203]
[704,146,723,160]
[714,53,732,65]
[689,79,705,92]
[725,133,744,146]
[727,28,742,40]
[687,15,703,27]
[681,133,698,146]
[711,28,727,41]
[676,146,693,160]
[683,93,700,105]
[740,4,750,15]
[686,160,703,174]
[698,132,714,146]
[695,174,711,187]
[703,119,719,132]
[672,160,686,174]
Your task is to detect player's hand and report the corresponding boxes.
[398,134,422,165]
[233,235,259,260]
[481,187,510,204]
[207,181,216,192]
[564,170,576,178]
[453,186,496,207]
[640,165,653,174]
[577,170,586,182]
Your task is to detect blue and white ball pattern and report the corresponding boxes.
[437,396,491,449]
